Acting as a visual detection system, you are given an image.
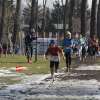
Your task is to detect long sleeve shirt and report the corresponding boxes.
[62,38,72,53]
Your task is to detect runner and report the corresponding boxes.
[24,30,36,63]
[87,36,97,62]
[81,44,87,62]
[45,40,64,80]
[62,31,72,72]
[79,35,87,62]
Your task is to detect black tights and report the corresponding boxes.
[65,53,71,69]
[50,61,59,76]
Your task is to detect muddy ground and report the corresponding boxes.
[0,64,100,100]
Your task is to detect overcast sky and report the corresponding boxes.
[22,0,92,9]
[38,0,92,8]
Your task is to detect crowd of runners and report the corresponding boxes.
[45,31,100,79]
[0,30,100,79]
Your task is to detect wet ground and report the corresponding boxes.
[0,65,100,100]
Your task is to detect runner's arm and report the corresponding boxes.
[45,48,50,59]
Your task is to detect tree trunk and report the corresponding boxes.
[90,0,97,38]
[35,0,38,61]
[29,0,36,33]
[97,0,100,41]
[68,0,75,33]
[42,0,47,36]
[11,0,13,12]
[12,0,21,48]
[42,0,47,55]
[63,0,68,38]
[0,0,6,43]
[81,0,87,37]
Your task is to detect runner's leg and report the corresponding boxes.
[50,61,55,78]
[55,61,59,73]
[68,53,71,71]
[65,53,69,72]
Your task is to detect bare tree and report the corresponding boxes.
[42,0,47,37]
[0,0,6,43]
[29,0,36,33]
[69,0,75,33]
[97,0,100,41]
[35,0,38,61]
[63,0,68,38]
[90,0,97,38]
[12,0,21,50]
[42,0,47,55]
[81,0,87,37]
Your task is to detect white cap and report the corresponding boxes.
[66,31,71,36]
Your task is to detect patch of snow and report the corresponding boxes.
[0,69,19,77]
[0,67,100,99]
[76,65,100,70]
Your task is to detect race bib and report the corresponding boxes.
[50,56,60,62]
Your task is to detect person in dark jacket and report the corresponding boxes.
[25,30,36,63]
[81,44,87,62]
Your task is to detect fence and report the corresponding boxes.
[32,38,58,55]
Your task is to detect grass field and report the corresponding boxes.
[0,55,100,74]
[0,55,66,74]
[0,54,100,86]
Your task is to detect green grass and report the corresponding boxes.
[0,55,100,74]
[0,55,100,85]
[0,55,65,74]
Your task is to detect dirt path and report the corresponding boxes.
[0,64,100,100]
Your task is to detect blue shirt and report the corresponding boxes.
[72,39,80,46]
[62,38,72,53]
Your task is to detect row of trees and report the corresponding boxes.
[23,0,100,39]
[0,0,100,46]
[64,0,98,38]
[0,0,21,49]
